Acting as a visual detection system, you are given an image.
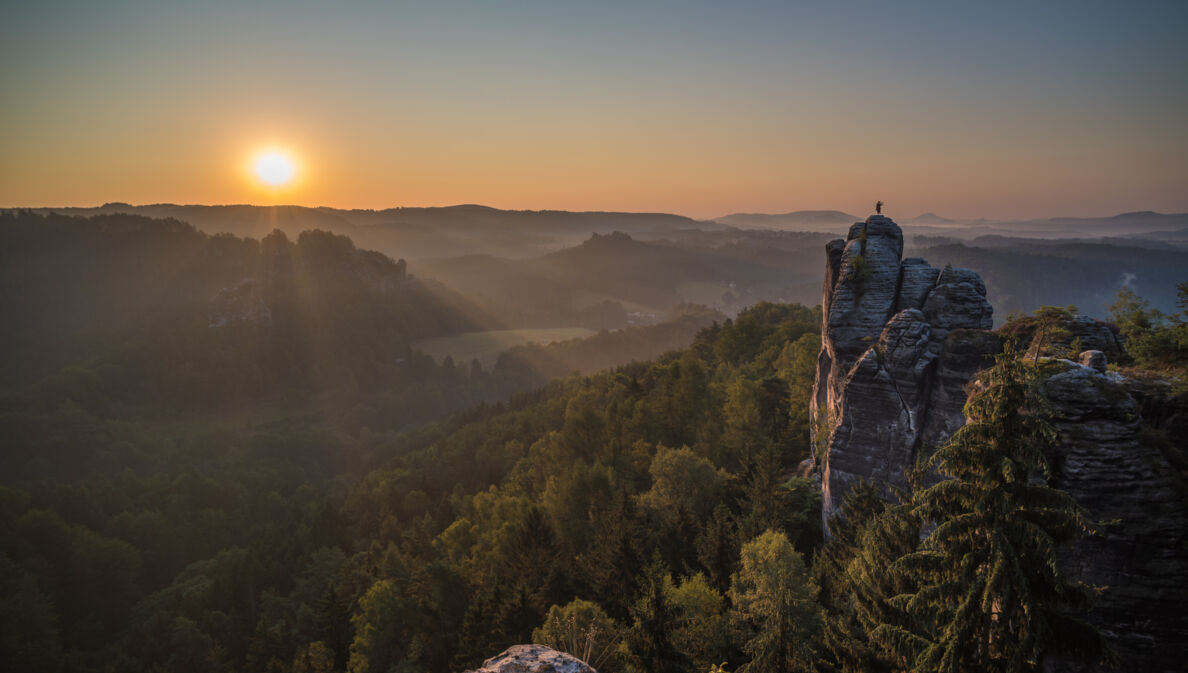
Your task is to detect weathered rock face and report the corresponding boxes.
[808,217,1188,668]
[462,645,596,673]
[999,312,1126,362]
[895,257,940,312]
[917,328,1003,453]
[1040,363,1188,672]
[1067,315,1124,355]
[810,215,995,518]
[921,266,993,333]
[1078,349,1108,373]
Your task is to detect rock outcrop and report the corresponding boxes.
[462,645,596,673]
[1040,362,1188,672]
[810,215,995,519]
[1078,349,1108,373]
[998,312,1126,362]
[808,217,1188,669]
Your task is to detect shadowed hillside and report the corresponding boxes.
[912,240,1188,319]
[422,230,834,327]
[713,209,858,232]
[15,203,724,263]
[0,211,496,392]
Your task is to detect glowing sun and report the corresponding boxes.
[252,150,296,187]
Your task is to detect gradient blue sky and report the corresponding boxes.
[2,0,1186,219]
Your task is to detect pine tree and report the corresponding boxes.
[873,347,1103,672]
[695,504,739,594]
[313,584,353,670]
[626,557,690,673]
[1021,305,1076,364]
[815,482,920,673]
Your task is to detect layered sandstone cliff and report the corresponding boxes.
[1042,365,1188,672]
[809,215,995,518]
[808,214,1188,671]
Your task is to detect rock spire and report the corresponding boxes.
[807,215,1188,669]
[809,214,995,520]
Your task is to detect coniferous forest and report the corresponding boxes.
[5,3,1188,671]
[3,211,1186,673]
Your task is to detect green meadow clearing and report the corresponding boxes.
[412,327,597,370]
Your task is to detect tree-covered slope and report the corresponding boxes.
[0,302,824,673]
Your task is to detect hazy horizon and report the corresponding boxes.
[3,1,1186,221]
[3,4,1187,668]
[6,200,1187,224]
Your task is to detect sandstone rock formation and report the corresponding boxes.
[999,312,1126,362]
[808,217,1188,669]
[1039,362,1188,672]
[810,215,995,519]
[1066,315,1125,356]
[462,645,596,673]
[1078,348,1107,372]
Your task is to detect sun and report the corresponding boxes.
[252,150,297,187]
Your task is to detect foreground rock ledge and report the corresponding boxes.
[462,645,596,673]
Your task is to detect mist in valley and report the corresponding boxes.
[3,1,1187,671]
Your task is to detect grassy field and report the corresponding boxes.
[413,327,597,370]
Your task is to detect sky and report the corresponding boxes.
[2,0,1186,220]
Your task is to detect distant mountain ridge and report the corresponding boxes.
[7,204,1187,264]
[712,209,858,231]
[904,212,957,225]
[707,208,1188,239]
[7,203,721,262]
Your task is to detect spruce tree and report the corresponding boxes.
[626,557,690,673]
[873,347,1103,672]
[815,482,920,673]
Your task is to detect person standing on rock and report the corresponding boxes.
[876,200,884,215]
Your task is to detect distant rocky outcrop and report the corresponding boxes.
[810,215,995,519]
[998,312,1126,362]
[808,215,1188,670]
[208,278,271,328]
[462,645,596,673]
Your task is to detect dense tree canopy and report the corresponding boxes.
[1,211,1141,672]
[1,298,826,672]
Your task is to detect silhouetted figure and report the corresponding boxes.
[876,200,884,215]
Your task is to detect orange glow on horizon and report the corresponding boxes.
[1,4,1185,221]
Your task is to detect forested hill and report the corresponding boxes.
[12,203,721,261]
[7,210,1179,673]
[0,212,530,484]
[420,230,833,326]
[0,212,735,486]
[0,301,824,673]
[0,211,497,391]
